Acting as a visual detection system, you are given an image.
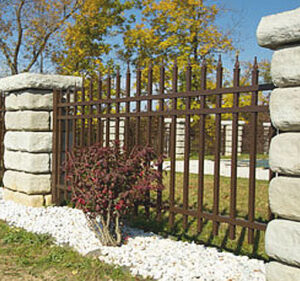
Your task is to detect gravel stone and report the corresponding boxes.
[0,187,266,281]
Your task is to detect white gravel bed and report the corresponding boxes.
[0,188,265,281]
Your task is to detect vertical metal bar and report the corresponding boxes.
[213,55,223,236]
[88,79,93,146]
[248,57,259,244]
[97,73,103,145]
[183,59,192,230]
[157,61,165,220]
[80,79,85,147]
[197,60,207,233]
[145,62,153,217]
[135,66,141,146]
[229,56,240,240]
[147,63,153,145]
[106,71,111,147]
[125,63,130,151]
[116,68,121,142]
[57,89,63,203]
[64,89,70,201]
[72,87,78,148]
[169,59,178,228]
[52,89,59,204]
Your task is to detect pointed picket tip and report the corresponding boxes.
[217,54,222,67]
[253,56,258,69]
[235,55,240,69]
[127,61,130,73]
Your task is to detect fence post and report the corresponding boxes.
[0,73,81,207]
[257,7,300,280]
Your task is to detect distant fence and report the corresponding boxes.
[52,56,275,244]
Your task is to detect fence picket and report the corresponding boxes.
[51,58,275,246]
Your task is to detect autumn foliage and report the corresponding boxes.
[65,141,164,246]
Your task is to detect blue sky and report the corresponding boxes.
[214,0,300,64]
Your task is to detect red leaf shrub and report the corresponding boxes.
[64,141,164,246]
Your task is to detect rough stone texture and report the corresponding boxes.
[269,133,300,175]
[3,188,44,207]
[4,131,52,152]
[3,170,51,195]
[4,150,50,173]
[265,219,300,267]
[266,261,300,281]
[44,194,52,206]
[0,73,82,92]
[269,177,300,221]
[257,7,300,50]
[50,111,53,131]
[270,87,300,131]
[271,45,300,87]
[5,91,53,110]
[5,111,50,131]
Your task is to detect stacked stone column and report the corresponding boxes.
[257,7,300,280]
[164,118,185,158]
[221,120,245,156]
[0,73,81,207]
[103,118,125,147]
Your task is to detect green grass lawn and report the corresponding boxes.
[0,220,151,281]
[127,172,270,261]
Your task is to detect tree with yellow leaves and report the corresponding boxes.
[120,0,234,85]
[0,0,82,75]
[53,0,138,77]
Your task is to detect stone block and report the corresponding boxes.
[270,87,300,131]
[44,194,52,206]
[257,8,300,50]
[5,111,50,131]
[265,219,300,267]
[4,132,52,152]
[3,188,44,207]
[271,45,300,87]
[266,261,300,281]
[269,133,300,175]
[0,73,82,92]
[4,150,50,173]
[269,177,300,221]
[50,111,53,130]
[3,170,51,194]
[5,91,53,110]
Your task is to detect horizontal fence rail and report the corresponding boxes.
[52,56,275,245]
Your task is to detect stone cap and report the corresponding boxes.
[0,73,82,92]
[221,120,245,126]
[257,7,300,50]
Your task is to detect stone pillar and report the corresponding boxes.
[164,118,185,158]
[0,73,81,207]
[103,118,125,147]
[221,120,245,156]
[257,7,300,280]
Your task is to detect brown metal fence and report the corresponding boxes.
[52,56,275,244]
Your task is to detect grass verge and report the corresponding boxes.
[0,220,151,281]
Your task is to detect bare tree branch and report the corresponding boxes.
[23,0,82,73]
[13,0,25,73]
[0,39,16,74]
